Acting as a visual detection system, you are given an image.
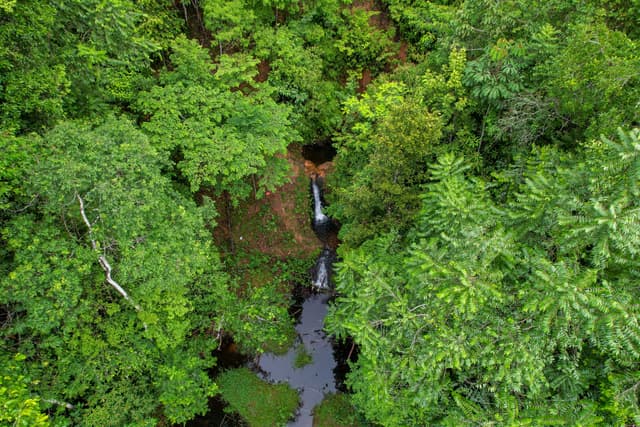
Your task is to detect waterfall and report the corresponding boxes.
[311,179,329,225]
[313,260,328,289]
[312,249,332,290]
[309,177,335,290]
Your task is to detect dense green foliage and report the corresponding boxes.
[0,0,306,424]
[329,131,640,425]
[137,35,297,198]
[2,118,222,424]
[324,1,640,426]
[1,0,639,425]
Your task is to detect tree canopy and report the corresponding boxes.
[1,0,639,425]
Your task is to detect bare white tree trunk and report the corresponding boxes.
[43,398,75,410]
[76,193,141,313]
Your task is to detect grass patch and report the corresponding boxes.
[217,368,299,427]
[313,394,363,427]
[294,345,313,368]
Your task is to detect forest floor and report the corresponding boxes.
[213,144,324,260]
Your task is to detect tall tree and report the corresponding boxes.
[328,129,640,426]
[0,0,180,134]
[1,117,224,425]
[328,47,474,248]
[137,35,298,200]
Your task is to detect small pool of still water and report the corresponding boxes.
[258,292,336,426]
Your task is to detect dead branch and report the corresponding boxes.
[76,193,141,313]
[98,255,141,311]
[76,193,96,251]
[43,398,74,410]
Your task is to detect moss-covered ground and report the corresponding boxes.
[217,368,299,427]
[313,393,364,427]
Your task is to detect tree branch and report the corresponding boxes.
[43,398,74,410]
[76,193,96,251]
[76,193,141,313]
[98,255,141,311]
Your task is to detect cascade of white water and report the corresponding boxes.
[312,251,330,289]
[311,179,328,224]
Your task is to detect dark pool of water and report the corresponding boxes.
[257,293,336,426]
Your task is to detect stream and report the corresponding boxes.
[187,143,344,426]
[257,171,339,426]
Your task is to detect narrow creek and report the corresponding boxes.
[187,142,347,426]
[257,175,339,426]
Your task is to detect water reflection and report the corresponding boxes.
[257,293,336,426]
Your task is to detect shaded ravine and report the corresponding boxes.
[309,178,338,290]
[257,163,340,425]
[186,338,248,427]
[187,143,344,427]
